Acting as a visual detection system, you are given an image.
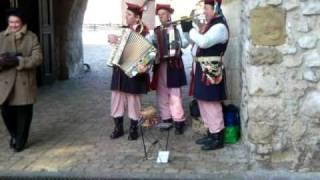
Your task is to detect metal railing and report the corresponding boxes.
[82,24,124,31]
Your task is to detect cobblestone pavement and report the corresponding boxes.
[0,34,318,179]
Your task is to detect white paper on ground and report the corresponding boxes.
[156,150,170,163]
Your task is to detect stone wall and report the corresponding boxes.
[241,0,320,170]
[53,0,88,80]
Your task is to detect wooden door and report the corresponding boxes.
[38,0,55,85]
[0,0,11,31]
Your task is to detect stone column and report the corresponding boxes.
[241,0,320,170]
[53,0,88,80]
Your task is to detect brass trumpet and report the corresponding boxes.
[168,13,203,26]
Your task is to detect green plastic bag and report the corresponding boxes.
[224,126,240,144]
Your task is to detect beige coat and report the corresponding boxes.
[0,25,43,105]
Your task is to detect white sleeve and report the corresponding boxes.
[189,23,228,49]
[177,25,190,48]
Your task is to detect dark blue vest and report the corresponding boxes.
[193,16,229,101]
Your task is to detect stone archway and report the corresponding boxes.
[52,0,88,80]
[52,0,154,80]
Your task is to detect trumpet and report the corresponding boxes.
[168,14,203,26]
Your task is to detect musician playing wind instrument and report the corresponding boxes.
[107,2,149,141]
[146,4,189,135]
[181,0,229,150]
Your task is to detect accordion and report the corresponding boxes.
[107,28,156,78]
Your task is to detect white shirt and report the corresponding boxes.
[190,23,229,56]
[146,24,189,49]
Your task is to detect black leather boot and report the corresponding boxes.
[174,121,185,135]
[128,119,139,140]
[201,130,224,151]
[9,137,16,149]
[110,117,124,139]
[13,145,24,153]
[195,131,211,145]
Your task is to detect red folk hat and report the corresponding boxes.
[204,0,222,5]
[155,4,174,15]
[126,2,144,17]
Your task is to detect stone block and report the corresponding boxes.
[247,66,282,96]
[248,121,275,144]
[271,150,299,167]
[283,55,302,68]
[297,20,311,33]
[300,91,320,119]
[283,0,299,11]
[249,47,283,65]
[250,6,286,46]
[303,68,319,83]
[283,70,309,98]
[288,120,307,142]
[248,97,284,124]
[303,51,320,68]
[266,0,282,6]
[256,144,273,155]
[301,0,320,15]
[277,44,297,55]
[272,131,288,152]
[298,35,318,49]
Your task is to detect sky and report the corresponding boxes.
[83,0,122,24]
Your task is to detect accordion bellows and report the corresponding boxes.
[107,29,156,78]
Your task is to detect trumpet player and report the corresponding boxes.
[107,2,149,141]
[147,4,189,135]
[181,0,229,150]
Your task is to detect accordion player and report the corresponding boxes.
[108,2,156,141]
